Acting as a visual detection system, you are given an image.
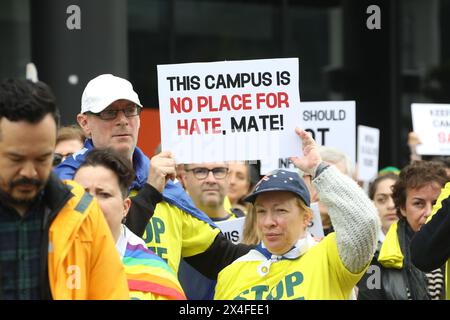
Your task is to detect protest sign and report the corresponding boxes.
[261,101,356,174]
[411,103,450,155]
[357,125,380,181]
[215,217,245,244]
[157,58,301,164]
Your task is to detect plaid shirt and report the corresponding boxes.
[0,195,45,300]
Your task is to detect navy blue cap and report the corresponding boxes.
[244,169,310,207]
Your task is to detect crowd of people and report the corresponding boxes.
[0,74,449,300]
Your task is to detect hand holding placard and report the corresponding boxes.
[147,151,177,193]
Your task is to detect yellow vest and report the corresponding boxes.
[143,201,220,274]
[215,234,366,300]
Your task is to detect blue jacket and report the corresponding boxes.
[54,139,216,228]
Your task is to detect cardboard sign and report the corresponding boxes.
[411,103,450,155]
[261,101,356,174]
[357,125,380,181]
[157,58,301,164]
[215,217,246,244]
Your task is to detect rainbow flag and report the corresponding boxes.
[123,243,186,300]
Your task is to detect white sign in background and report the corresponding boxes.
[260,101,356,174]
[411,103,450,155]
[158,58,301,164]
[357,125,380,181]
[215,217,245,244]
[308,202,324,239]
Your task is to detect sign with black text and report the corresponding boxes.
[261,101,356,174]
[158,58,301,163]
[215,217,245,244]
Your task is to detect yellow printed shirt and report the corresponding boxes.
[142,201,220,274]
[215,233,365,300]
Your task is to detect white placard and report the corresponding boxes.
[308,202,324,239]
[411,103,450,155]
[216,217,245,244]
[357,125,380,181]
[157,58,301,164]
[261,101,356,174]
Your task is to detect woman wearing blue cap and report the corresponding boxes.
[214,128,380,300]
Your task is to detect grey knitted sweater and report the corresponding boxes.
[313,165,380,273]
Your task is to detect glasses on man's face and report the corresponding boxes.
[88,104,141,120]
[186,167,229,180]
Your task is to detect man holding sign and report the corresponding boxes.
[54,74,253,294]
[57,57,304,298]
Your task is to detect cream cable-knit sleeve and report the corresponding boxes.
[312,165,380,273]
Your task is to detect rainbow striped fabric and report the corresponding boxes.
[123,242,186,300]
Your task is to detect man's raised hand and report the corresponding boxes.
[147,151,177,193]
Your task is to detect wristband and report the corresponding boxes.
[314,162,330,178]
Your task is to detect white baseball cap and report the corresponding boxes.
[81,74,142,113]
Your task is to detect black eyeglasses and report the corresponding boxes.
[186,167,229,180]
[88,104,141,120]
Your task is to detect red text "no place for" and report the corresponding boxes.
[169,92,289,114]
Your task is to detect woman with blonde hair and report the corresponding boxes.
[215,128,379,300]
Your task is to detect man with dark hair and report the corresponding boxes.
[0,79,129,299]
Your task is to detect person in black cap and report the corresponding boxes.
[214,128,380,300]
